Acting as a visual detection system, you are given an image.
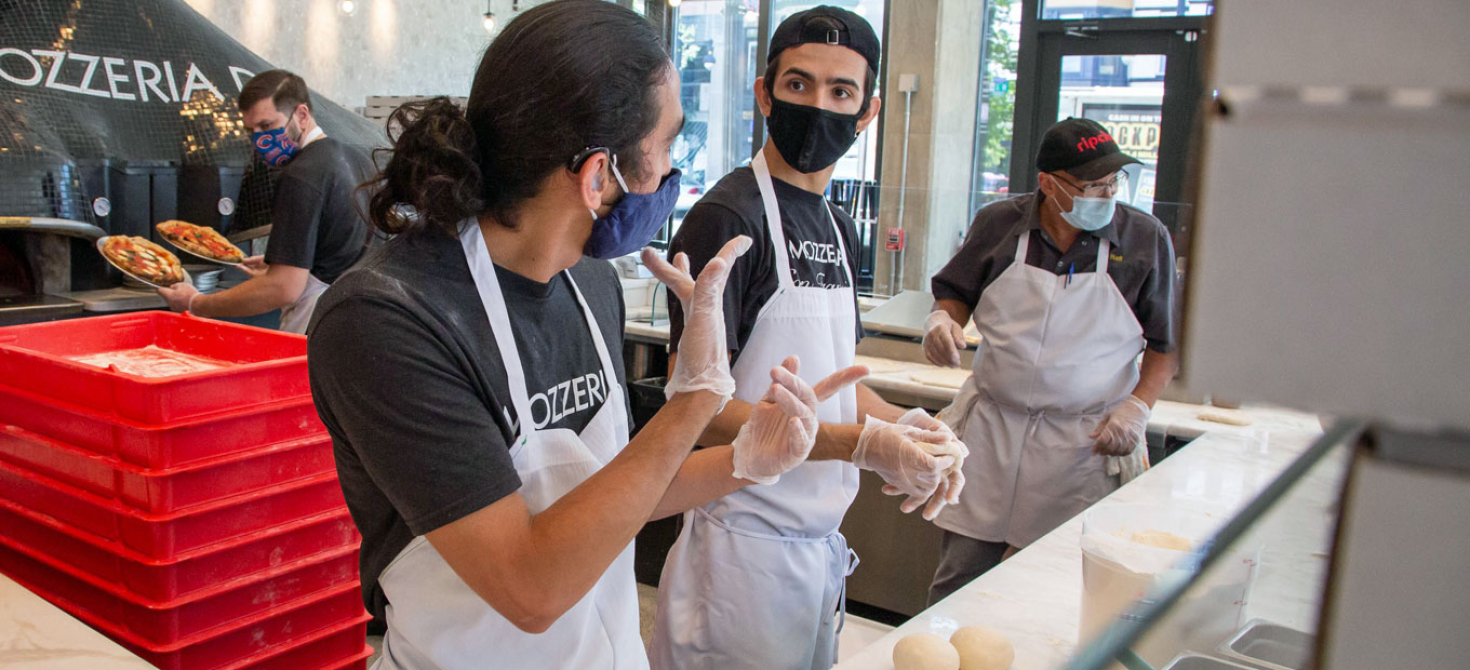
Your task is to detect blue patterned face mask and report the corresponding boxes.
[252,124,299,167]
[583,153,682,259]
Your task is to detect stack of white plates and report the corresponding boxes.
[183,265,223,293]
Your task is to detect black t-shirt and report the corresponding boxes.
[668,166,863,364]
[930,192,1178,353]
[306,226,628,619]
[265,136,377,284]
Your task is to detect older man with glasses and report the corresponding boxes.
[920,117,1180,604]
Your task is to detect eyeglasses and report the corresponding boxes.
[1053,171,1129,198]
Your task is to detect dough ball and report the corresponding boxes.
[950,626,1014,670]
[893,632,961,670]
[1124,529,1193,551]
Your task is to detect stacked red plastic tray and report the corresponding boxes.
[0,312,371,670]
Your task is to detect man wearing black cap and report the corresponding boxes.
[921,118,1179,604]
[651,7,966,669]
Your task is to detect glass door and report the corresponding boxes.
[1013,25,1202,232]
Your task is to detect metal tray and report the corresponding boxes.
[1218,619,1315,670]
[1163,652,1264,670]
[157,234,244,267]
[96,237,192,289]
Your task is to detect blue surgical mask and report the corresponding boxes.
[1055,189,1116,232]
[583,155,682,259]
[252,125,299,167]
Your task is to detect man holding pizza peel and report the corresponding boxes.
[157,69,376,334]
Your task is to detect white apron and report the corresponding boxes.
[934,231,1145,548]
[649,152,861,670]
[372,222,644,670]
[278,272,329,334]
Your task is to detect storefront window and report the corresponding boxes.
[1040,0,1212,20]
[670,0,761,228]
[972,0,1023,212]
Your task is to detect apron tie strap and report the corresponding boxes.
[832,535,860,639]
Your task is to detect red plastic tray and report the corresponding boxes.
[16,570,369,670]
[0,535,358,646]
[238,636,371,670]
[0,312,309,424]
[0,383,325,469]
[0,424,334,513]
[0,499,359,602]
[0,459,346,558]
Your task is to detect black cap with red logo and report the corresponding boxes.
[1036,118,1142,181]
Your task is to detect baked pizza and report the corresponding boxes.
[101,236,187,286]
[156,220,245,263]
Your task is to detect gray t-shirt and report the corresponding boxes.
[931,191,1178,353]
[265,137,377,283]
[307,227,628,619]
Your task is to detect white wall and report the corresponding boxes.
[182,0,556,111]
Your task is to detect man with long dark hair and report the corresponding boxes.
[306,2,862,667]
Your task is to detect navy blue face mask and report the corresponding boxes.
[581,152,682,259]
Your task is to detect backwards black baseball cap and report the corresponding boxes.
[768,6,881,75]
[1037,118,1142,181]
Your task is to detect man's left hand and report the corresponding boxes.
[1091,395,1150,456]
[157,282,200,313]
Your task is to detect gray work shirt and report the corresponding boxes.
[931,191,1178,353]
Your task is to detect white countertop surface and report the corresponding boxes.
[0,574,151,669]
[833,403,1329,670]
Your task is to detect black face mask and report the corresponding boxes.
[765,97,862,174]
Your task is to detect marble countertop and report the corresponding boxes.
[0,575,151,669]
[833,404,1329,670]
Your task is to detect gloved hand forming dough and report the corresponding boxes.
[644,236,752,410]
[922,309,968,368]
[853,415,957,520]
[895,407,968,520]
[732,356,869,484]
[1091,395,1149,457]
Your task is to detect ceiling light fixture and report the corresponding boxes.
[483,0,496,33]
[339,0,356,15]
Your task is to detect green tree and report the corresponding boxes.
[980,0,1019,182]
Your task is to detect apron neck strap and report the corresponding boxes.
[751,151,853,288]
[458,221,616,443]
[1096,238,1111,273]
[1014,230,1031,268]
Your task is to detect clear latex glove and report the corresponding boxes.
[922,310,968,368]
[895,407,968,519]
[853,416,955,516]
[732,356,868,484]
[643,236,752,410]
[1091,395,1150,456]
[897,407,959,445]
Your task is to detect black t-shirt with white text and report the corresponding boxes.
[307,227,627,619]
[668,166,863,364]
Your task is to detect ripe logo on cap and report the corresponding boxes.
[1077,132,1115,153]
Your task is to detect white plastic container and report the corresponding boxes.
[1079,503,1261,666]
